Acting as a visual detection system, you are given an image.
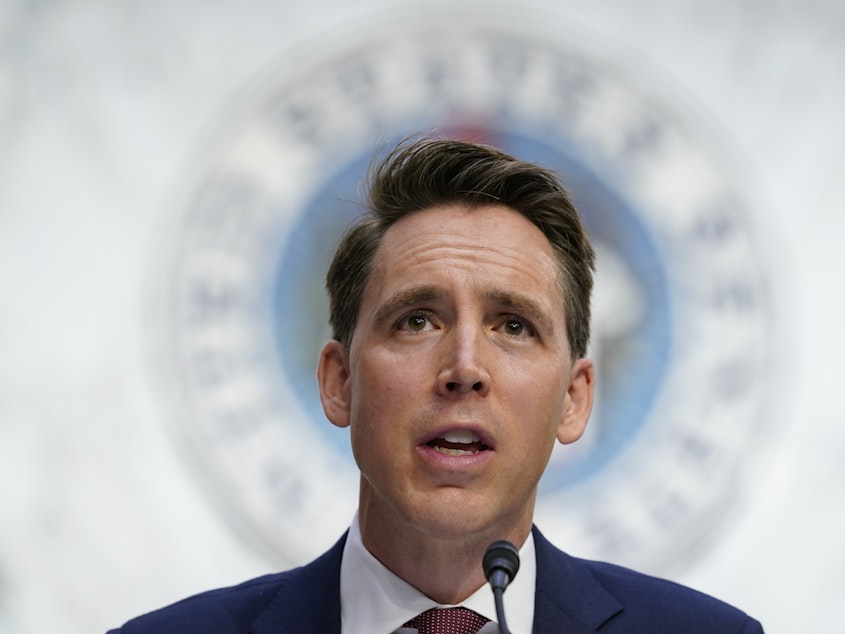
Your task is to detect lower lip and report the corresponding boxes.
[417,443,494,469]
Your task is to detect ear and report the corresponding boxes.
[556,357,595,445]
[317,340,352,428]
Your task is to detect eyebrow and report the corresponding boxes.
[372,285,443,329]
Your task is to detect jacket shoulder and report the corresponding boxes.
[107,571,297,633]
[108,534,346,634]
[532,527,763,633]
[582,559,764,632]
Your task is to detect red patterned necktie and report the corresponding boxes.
[403,607,490,634]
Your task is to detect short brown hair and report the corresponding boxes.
[326,136,596,359]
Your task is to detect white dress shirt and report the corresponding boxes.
[340,512,536,634]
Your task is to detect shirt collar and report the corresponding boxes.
[339,512,536,634]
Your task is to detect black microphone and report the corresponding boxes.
[483,540,520,634]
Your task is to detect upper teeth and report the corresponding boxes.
[441,430,480,444]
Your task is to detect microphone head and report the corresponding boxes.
[483,540,520,588]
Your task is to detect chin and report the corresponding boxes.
[404,497,501,540]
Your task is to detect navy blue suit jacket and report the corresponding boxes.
[109,527,763,633]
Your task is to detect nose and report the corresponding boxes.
[435,324,491,397]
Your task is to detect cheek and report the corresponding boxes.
[347,377,413,482]
[507,373,569,440]
[357,352,420,401]
[349,356,415,434]
[503,360,567,407]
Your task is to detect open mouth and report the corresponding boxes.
[426,429,490,456]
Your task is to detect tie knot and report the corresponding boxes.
[403,607,490,634]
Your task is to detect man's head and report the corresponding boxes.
[317,137,597,576]
[326,136,595,360]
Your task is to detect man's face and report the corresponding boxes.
[319,204,594,545]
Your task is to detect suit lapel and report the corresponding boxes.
[250,533,347,634]
[246,527,622,633]
[532,527,623,633]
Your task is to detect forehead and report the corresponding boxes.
[367,203,564,303]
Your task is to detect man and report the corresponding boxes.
[110,137,764,633]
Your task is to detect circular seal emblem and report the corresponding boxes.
[153,13,781,573]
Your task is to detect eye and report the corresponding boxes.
[398,311,433,333]
[498,316,535,338]
[504,319,524,336]
[407,315,428,331]
[504,319,525,337]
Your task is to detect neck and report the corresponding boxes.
[357,496,532,604]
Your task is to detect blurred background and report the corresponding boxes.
[1,1,844,632]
